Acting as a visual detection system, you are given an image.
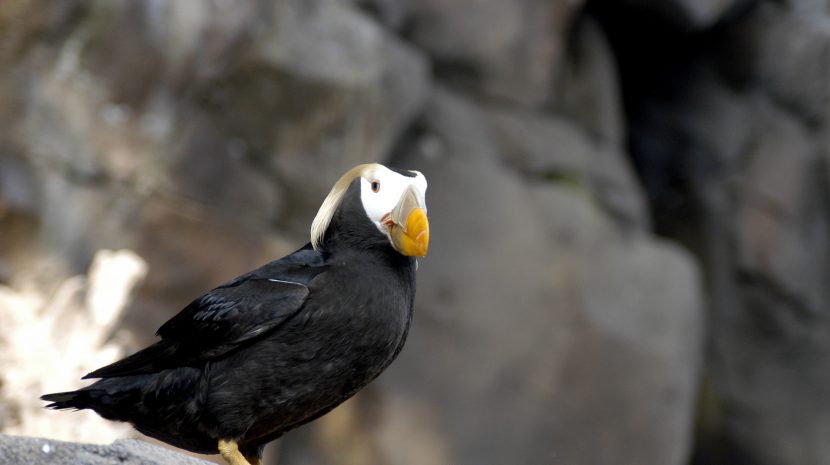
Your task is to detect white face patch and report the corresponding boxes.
[359,166,428,235]
[310,163,428,251]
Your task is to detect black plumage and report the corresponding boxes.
[41,164,429,465]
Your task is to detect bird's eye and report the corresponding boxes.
[371,180,381,193]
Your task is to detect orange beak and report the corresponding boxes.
[388,186,429,257]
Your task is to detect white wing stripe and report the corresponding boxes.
[267,278,303,286]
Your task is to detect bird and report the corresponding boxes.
[41,163,429,465]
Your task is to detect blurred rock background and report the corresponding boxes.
[0,0,827,464]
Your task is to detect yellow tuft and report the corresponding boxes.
[310,163,382,251]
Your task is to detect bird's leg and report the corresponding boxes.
[218,439,251,465]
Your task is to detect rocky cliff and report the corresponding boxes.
[0,1,827,464]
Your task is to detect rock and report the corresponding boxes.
[0,0,430,326]
[717,101,830,465]
[616,0,748,29]
[0,154,38,216]
[210,0,431,225]
[788,0,830,14]
[555,16,626,147]
[625,71,758,241]
[398,88,701,465]
[353,0,410,30]
[0,154,39,283]
[623,59,830,464]
[0,434,212,465]
[10,0,429,228]
[279,87,704,465]
[721,4,830,124]
[483,106,649,229]
[403,0,584,107]
[735,101,825,308]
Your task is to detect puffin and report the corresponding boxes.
[41,163,429,465]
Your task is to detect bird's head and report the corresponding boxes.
[310,163,429,257]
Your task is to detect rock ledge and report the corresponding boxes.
[0,433,212,465]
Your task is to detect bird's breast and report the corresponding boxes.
[305,259,414,374]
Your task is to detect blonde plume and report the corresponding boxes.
[310,163,381,251]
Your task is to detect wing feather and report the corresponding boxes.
[84,244,327,379]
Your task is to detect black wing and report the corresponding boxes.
[83,244,328,379]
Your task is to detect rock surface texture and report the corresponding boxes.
[0,0,826,465]
[0,434,212,465]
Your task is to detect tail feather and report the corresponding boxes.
[42,380,144,420]
[41,390,89,410]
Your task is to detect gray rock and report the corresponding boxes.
[484,106,649,229]
[0,0,430,314]
[786,0,830,14]
[211,0,431,228]
[718,102,830,465]
[554,16,626,147]
[402,0,584,107]
[0,154,40,282]
[625,58,830,465]
[0,434,212,465]
[352,0,411,30]
[618,0,747,29]
[722,4,830,124]
[735,101,826,309]
[0,154,38,216]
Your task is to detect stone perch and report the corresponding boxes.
[0,434,213,465]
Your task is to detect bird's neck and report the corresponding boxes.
[325,233,415,272]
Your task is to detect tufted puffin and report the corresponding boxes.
[41,163,429,465]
